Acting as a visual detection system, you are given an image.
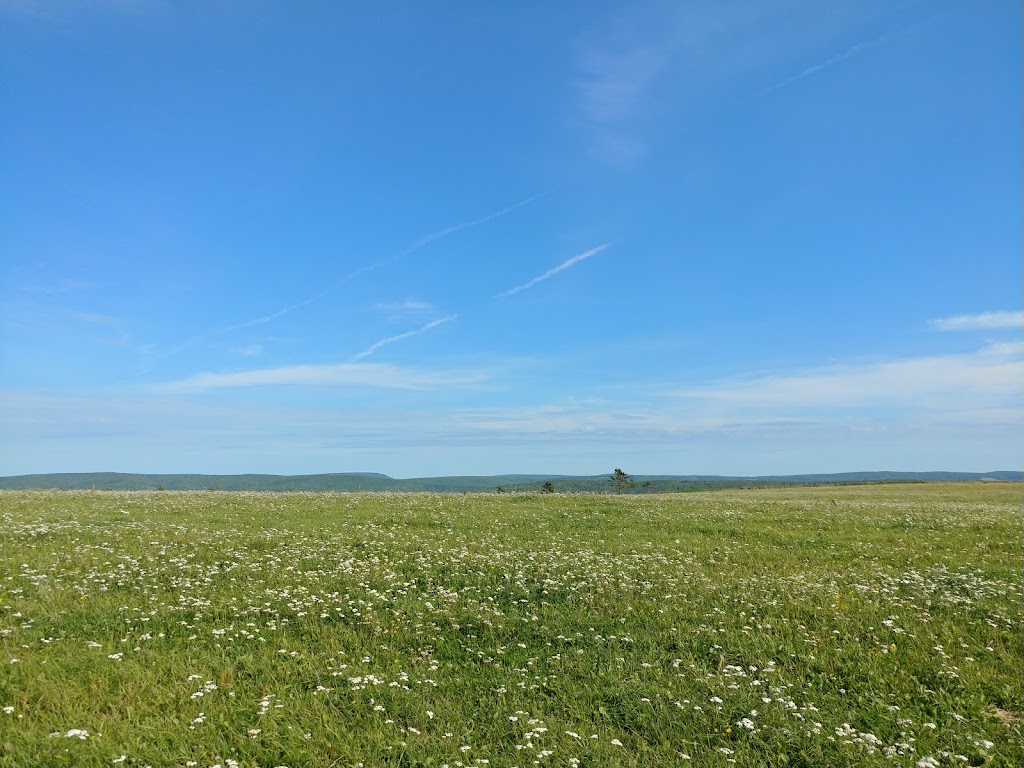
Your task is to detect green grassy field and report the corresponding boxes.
[1,484,1020,767]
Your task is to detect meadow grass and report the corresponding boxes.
[0,483,1020,767]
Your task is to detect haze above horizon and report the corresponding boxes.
[1,1,1020,477]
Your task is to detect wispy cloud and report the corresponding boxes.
[352,315,457,361]
[96,336,130,347]
[571,5,904,162]
[20,278,102,295]
[161,360,486,393]
[233,344,263,358]
[569,4,774,165]
[454,343,1023,440]
[373,299,440,323]
[672,342,1022,411]
[761,34,885,96]
[68,310,121,325]
[573,48,668,164]
[572,14,681,167]
[66,309,133,346]
[930,310,1023,332]
[374,299,435,314]
[0,0,157,16]
[497,244,610,298]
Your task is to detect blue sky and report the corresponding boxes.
[1,0,1020,477]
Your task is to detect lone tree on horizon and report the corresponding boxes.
[609,468,636,492]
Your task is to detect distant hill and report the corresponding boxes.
[0,470,1019,493]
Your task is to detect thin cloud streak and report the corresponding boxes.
[220,263,383,334]
[497,244,610,298]
[761,34,885,96]
[147,192,547,370]
[400,190,550,257]
[231,191,549,331]
[930,310,1023,332]
[68,310,121,325]
[20,278,102,295]
[374,299,435,313]
[672,343,1023,410]
[352,315,457,361]
[161,360,486,393]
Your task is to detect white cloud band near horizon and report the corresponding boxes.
[352,315,457,361]
[498,244,610,297]
[930,310,1023,332]
[672,341,1022,411]
[6,338,1020,476]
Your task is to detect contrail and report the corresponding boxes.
[497,244,610,298]
[401,190,551,258]
[144,192,546,372]
[352,315,457,361]
[222,192,549,330]
[220,294,324,334]
[760,35,885,96]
